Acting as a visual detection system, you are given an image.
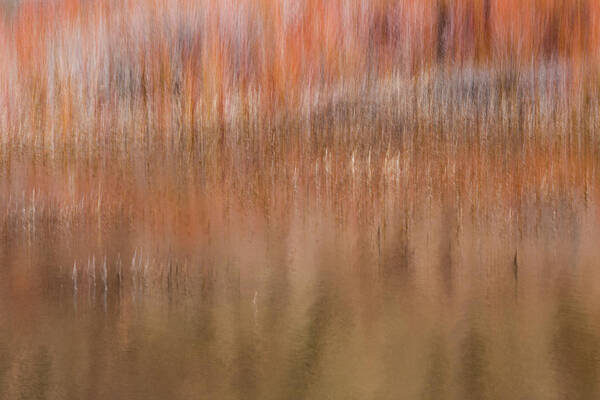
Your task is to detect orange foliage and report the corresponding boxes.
[1,0,599,139]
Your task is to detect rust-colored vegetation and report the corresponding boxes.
[0,0,599,270]
[2,4,600,398]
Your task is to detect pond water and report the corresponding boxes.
[0,149,599,399]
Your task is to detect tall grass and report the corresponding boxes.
[1,0,599,260]
[1,0,599,149]
[1,3,600,398]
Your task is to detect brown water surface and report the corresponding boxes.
[0,146,599,400]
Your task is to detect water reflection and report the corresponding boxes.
[1,166,599,399]
[553,284,600,400]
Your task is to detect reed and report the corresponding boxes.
[2,4,600,398]
[0,0,599,271]
[1,0,599,149]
